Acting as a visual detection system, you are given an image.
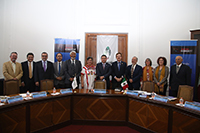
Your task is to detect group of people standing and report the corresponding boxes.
[141,56,191,97]
[3,51,82,93]
[3,51,191,97]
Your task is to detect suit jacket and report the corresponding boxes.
[96,62,111,80]
[34,60,54,83]
[3,61,23,86]
[21,61,36,84]
[126,64,143,90]
[64,59,82,84]
[111,61,127,83]
[96,62,111,89]
[169,64,191,91]
[53,61,65,85]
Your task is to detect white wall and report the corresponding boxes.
[0,0,200,78]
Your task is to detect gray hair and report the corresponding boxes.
[10,52,18,56]
[70,50,76,55]
[133,56,138,61]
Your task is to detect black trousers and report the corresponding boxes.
[169,89,178,97]
[55,83,65,89]
[112,81,122,90]
[20,78,36,93]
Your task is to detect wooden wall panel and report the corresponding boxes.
[1,94,200,133]
[118,35,128,62]
[85,36,97,64]
[129,100,148,128]
[30,102,53,132]
[0,106,26,133]
[172,111,200,133]
[73,96,126,121]
[147,105,168,133]
[73,97,90,120]
[129,99,169,133]
[52,97,71,124]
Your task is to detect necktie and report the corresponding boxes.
[44,62,46,72]
[176,66,180,74]
[29,62,32,78]
[12,62,16,74]
[72,60,75,74]
[58,62,61,75]
[103,63,105,70]
[118,62,120,71]
[72,60,75,66]
[131,66,134,78]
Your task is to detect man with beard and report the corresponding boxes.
[3,52,23,87]
[64,51,82,88]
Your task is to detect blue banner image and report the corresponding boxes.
[54,38,80,62]
[170,40,197,87]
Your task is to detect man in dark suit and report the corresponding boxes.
[53,53,65,89]
[111,52,127,90]
[21,53,36,92]
[34,52,54,91]
[96,55,111,89]
[64,51,82,88]
[126,56,143,90]
[169,56,191,97]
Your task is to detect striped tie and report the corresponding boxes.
[131,66,134,78]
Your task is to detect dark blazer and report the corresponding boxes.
[21,61,36,83]
[169,64,191,91]
[64,59,82,84]
[21,61,36,92]
[111,61,127,83]
[34,60,54,83]
[96,62,111,89]
[53,61,65,86]
[126,64,143,90]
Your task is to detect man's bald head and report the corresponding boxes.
[175,56,183,65]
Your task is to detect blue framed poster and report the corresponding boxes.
[170,40,197,88]
[54,38,80,62]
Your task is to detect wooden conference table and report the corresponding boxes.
[0,89,200,133]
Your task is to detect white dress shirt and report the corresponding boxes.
[71,59,75,65]
[132,64,136,70]
[57,61,62,72]
[176,63,182,68]
[28,61,33,72]
[42,60,47,69]
[11,61,16,74]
